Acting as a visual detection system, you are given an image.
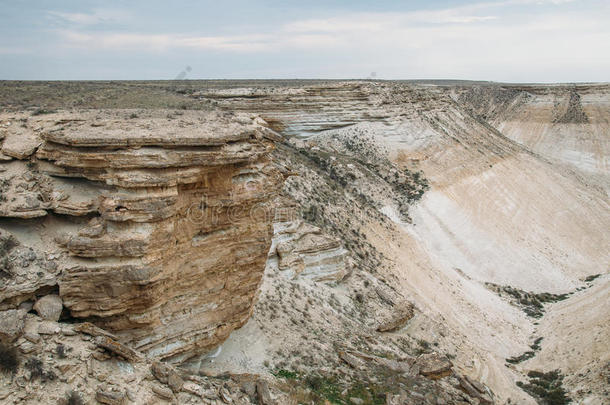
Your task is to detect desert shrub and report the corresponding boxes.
[517,370,570,405]
[273,369,298,379]
[25,357,56,382]
[0,341,19,374]
[584,274,601,283]
[56,344,67,359]
[0,256,12,278]
[25,358,44,379]
[64,391,84,405]
[305,374,343,404]
[31,108,56,116]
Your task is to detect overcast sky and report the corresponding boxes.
[1,0,608,82]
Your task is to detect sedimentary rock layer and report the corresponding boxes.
[0,110,283,362]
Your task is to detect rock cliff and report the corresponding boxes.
[0,109,283,363]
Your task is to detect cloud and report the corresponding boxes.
[55,3,503,52]
[48,9,129,26]
[41,0,608,81]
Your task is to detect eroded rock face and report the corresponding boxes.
[0,110,283,362]
[270,220,349,282]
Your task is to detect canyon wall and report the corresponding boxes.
[0,109,283,362]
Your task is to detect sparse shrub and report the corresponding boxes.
[0,341,19,374]
[32,108,56,116]
[25,357,56,382]
[56,344,67,359]
[25,357,44,379]
[0,256,12,278]
[64,391,84,405]
[517,370,570,405]
[584,274,601,283]
[273,369,298,379]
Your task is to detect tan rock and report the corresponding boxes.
[416,353,453,380]
[1,127,41,159]
[376,303,415,332]
[0,110,283,363]
[33,294,63,321]
[256,380,274,405]
[456,374,494,404]
[23,332,41,343]
[37,320,60,335]
[151,384,174,400]
[272,220,348,281]
[0,309,27,341]
[182,381,205,397]
[338,350,366,370]
[95,336,143,362]
[96,387,126,405]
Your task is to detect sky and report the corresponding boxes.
[0,0,608,82]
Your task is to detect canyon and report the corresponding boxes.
[0,80,608,404]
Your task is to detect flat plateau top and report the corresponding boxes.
[1,109,260,147]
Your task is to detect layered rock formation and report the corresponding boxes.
[190,81,609,404]
[269,220,349,282]
[0,110,283,362]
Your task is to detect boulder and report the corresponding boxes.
[95,387,126,405]
[0,309,27,341]
[33,294,63,321]
[256,380,274,405]
[1,128,41,160]
[416,353,453,380]
[456,374,494,404]
[377,303,415,332]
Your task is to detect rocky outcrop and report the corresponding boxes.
[269,220,348,282]
[0,110,283,362]
[416,353,453,380]
[376,303,415,332]
[0,313,269,404]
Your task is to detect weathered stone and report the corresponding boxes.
[456,374,494,404]
[95,335,143,362]
[61,325,77,336]
[0,110,283,363]
[18,342,36,354]
[256,380,274,405]
[241,381,257,397]
[1,127,41,159]
[73,323,117,341]
[41,111,259,147]
[152,384,174,400]
[167,372,185,393]
[377,303,415,332]
[272,220,348,281]
[340,349,415,375]
[33,294,63,321]
[182,381,205,397]
[95,387,126,405]
[416,353,453,379]
[338,350,366,370]
[151,361,175,383]
[23,332,40,343]
[219,387,233,403]
[37,320,60,335]
[0,309,27,341]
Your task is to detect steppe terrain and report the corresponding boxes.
[0,80,608,405]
